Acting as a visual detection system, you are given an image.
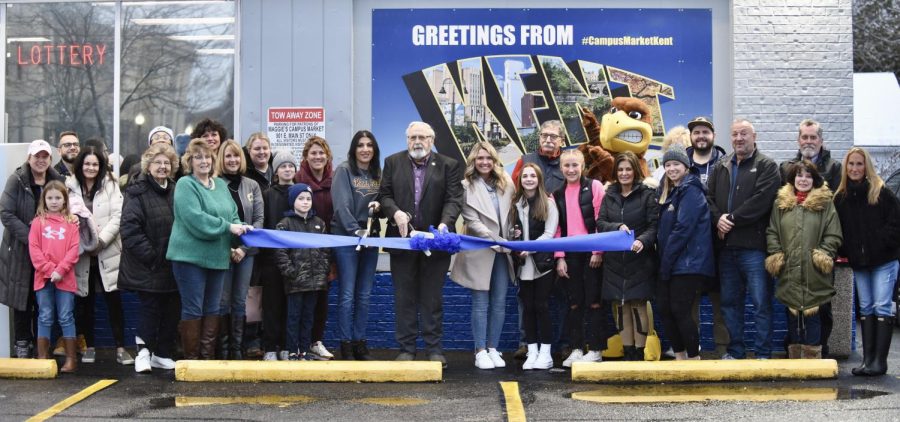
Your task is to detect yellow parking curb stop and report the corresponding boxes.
[175,360,442,382]
[571,359,838,383]
[0,358,57,379]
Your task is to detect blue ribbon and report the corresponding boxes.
[241,229,634,253]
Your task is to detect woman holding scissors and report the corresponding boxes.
[331,130,382,360]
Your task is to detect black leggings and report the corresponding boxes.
[13,290,36,342]
[658,275,704,357]
[519,271,555,344]
[76,258,126,348]
[563,253,605,351]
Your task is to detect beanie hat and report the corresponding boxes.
[148,126,174,145]
[286,183,314,215]
[662,143,691,168]
[272,150,296,172]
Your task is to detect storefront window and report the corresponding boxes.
[5,2,115,146]
[4,1,235,165]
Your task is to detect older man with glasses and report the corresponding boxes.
[54,131,80,177]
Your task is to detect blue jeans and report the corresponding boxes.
[787,312,821,346]
[719,248,773,358]
[854,260,899,317]
[335,246,378,341]
[173,261,226,320]
[471,254,511,350]
[220,255,254,317]
[36,283,75,339]
[285,291,317,354]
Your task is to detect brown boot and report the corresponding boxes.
[36,337,51,359]
[60,337,78,373]
[199,315,220,360]
[787,344,802,359]
[179,319,202,360]
[801,344,822,359]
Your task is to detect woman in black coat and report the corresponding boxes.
[119,144,180,373]
[597,151,659,360]
[0,140,65,358]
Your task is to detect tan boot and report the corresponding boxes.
[179,319,202,360]
[788,344,802,359]
[60,337,78,373]
[801,345,822,359]
[36,337,51,359]
[52,337,66,356]
[199,315,220,360]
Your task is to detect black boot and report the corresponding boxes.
[862,317,894,376]
[622,346,637,361]
[340,341,355,360]
[852,316,877,376]
[216,314,231,360]
[353,340,373,361]
[230,315,245,360]
[635,347,645,361]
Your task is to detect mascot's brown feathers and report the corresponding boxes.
[578,97,653,183]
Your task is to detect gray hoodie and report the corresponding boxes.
[331,161,381,236]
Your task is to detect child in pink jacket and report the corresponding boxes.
[28,180,80,372]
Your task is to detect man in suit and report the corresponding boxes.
[378,121,463,367]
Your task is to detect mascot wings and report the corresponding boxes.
[577,97,653,183]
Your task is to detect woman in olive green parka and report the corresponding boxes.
[765,160,842,359]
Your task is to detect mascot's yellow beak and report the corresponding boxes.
[599,110,652,155]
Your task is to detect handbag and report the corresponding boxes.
[643,301,662,361]
[532,251,555,273]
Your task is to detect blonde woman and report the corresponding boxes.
[450,142,514,369]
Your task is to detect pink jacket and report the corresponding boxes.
[29,214,80,293]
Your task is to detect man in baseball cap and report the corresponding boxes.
[686,116,726,188]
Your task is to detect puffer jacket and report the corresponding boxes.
[657,174,715,280]
[274,213,331,294]
[765,184,842,312]
[597,182,659,302]
[833,179,900,269]
[118,173,177,293]
[0,164,65,310]
[67,176,123,292]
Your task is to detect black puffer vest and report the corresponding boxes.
[554,177,596,237]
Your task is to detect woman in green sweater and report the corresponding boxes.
[167,139,252,360]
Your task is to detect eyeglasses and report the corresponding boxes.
[151,160,171,167]
[151,134,172,142]
[407,135,433,141]
[539,132,561,141]
[59,142,79,149]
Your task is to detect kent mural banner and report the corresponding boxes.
[371,8,712,170]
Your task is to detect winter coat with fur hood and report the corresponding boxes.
[765,184,842,313]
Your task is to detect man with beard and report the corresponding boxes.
[707,119,781,360]
[686,117,726,188]
[54,131,80,177]
[779,119,841,190]
[777,119,842,357]
[378,121,462,368]
[685,117,730,357]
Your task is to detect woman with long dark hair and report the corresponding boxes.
[332,130,382,360]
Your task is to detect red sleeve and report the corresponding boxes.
[54,220,80,276]
[28,219,55,275]
[510,158,524,188]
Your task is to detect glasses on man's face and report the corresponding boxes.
[151,160,171,167]
[151,134,172,142]
[59,142,79,149]
[407,135,432,142]
[539,132,561,141]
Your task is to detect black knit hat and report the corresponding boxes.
[662,143,691,168]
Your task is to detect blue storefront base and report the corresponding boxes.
[96,272,798,354]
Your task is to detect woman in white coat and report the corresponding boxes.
[65,146,131,365]
[450,142,514,370]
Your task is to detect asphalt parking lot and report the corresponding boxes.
[3,329,900,422]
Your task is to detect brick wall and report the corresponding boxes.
[733,0,854,162]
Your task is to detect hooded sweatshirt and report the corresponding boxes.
[29,213,80,292]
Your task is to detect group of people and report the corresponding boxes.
[0,114,896,378]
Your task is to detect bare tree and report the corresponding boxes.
[853,0,900,78]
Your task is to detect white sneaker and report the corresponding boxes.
[263,352,278,361]
[278,350,290,361]
[474,350,495,369]
[562,349,584,368]
[578,350,602,363]
[150,354,176,370]
[135,349,151,373]
[533,344,554,370]
[309,341,334,359]
[487,348,506,368]
[522,344,539,370]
